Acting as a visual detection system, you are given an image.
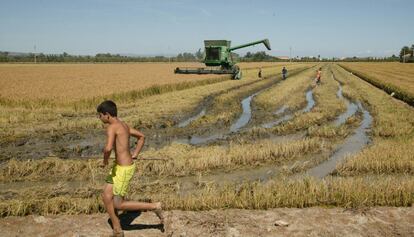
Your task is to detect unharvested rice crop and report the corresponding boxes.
[339,62,414,105]
[0,62,291,102]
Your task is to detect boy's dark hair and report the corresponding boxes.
[97,100,117,117]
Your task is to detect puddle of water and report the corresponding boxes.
[262,114,293,128]
[262,90,315,128]
[332,83,358,127]
[333,101,358,126]
[230,92,260,133]
[177,133,224,145]
[336,86,343,99]
[274,105,288,115]
[177,108,206,128]
[307,102,372,178]
[302,90,315,113]
[179,90,265,145]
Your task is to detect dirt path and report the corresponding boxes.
[1,207,412,237]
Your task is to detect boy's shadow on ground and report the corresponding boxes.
[108,211,165,233]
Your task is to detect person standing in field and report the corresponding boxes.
[97,100,164,237]
[258,68,262,78]
[315,67,322,85]
[282,67,288,80]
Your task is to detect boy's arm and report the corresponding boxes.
[130,127,145,159]
[103,125,116,166]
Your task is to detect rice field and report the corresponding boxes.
[0,62,284,102]
[0,62,413,218]
[339,62,414,105]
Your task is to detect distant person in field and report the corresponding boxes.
[282,67,288,80]
[97,100,164,237]
[315,67,322,85]
[258,68,262,78]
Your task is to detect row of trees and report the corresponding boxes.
[399,44,414,63]
[2,48,412,63]
[0,50,299,63]
[0,51,196,63]
[337,55,400,62]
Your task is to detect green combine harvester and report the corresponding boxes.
[174,39,271,80]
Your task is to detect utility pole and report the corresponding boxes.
[403,48,405,63]
[34,45,37,64]
[289,46,292,63]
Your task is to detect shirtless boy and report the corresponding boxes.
[97,100,163,237]
[316,67,322,85]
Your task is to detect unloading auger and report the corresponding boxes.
[174,39,271,80]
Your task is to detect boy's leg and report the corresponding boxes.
[113,196,160,210]
[113,196,164,223]
[102,184,122,233]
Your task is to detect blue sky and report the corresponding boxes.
[0,0,413,58]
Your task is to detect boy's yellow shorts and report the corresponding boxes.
[105,163,136,197]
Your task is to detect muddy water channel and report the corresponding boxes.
[262,89,315,128]
[179,89,267,145]
[307,75,372,178]
[332,86,358,126]
[153,80,373,193]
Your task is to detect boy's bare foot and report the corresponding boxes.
[110,230,124,237]
[153,202,164,224]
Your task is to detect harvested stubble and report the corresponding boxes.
[140,137,325,176]
[1,175,412,216]
[0,158,103,182]
[335,139,414,176]
[306,123,353,139]
[0,137,324,182]
[160,175,413,210]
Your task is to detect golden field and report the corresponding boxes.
[0,62,283,102]
[0,63,310,142]
[0,62,413,217]
[339,62,414,104]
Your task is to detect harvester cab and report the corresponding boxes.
[174,39,271,80]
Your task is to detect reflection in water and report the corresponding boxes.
[230,91,261,133]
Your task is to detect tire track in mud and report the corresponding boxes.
[151,67,374,194]
[177,88,267,145]
[306,101,372,178]
[174,66,312,129]
[172,67,315,145]
[306,71,372,178]
[261,89,315,129]
[149,86,320,194]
